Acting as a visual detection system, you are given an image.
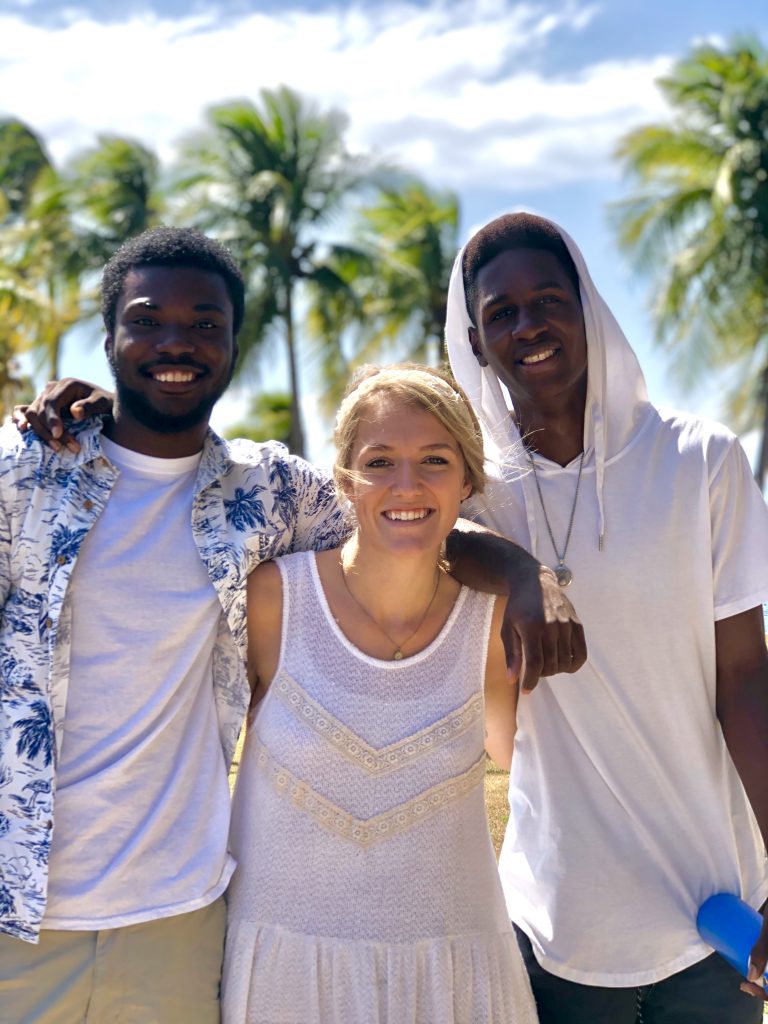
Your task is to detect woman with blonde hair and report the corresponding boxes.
[223,364,542,1023]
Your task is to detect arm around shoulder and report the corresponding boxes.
[285,453,349,554]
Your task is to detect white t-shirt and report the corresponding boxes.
[470,411,768,985]
[44,437,234,929]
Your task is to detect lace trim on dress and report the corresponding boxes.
[251,736,487,847]
[273,671,484,776]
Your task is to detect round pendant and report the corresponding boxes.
[393,649,404,660]
[555,565,573,588]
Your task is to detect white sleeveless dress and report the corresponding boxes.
[223,551,538,1024]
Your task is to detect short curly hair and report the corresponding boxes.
[462,213,580,323]
[100,226,245,336]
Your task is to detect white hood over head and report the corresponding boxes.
[446,214,652,552]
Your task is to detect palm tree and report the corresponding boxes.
[357,178,459,363]
[613,38,768,488]
[175,86,374,457]
[223,391,293,447]
[0,121,60,406]
[307,178,460,413]
[66,135,162,268]
[0,119,52,220]
[0,161,82,379]
[0,124,164,381]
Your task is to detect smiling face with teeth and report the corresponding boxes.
[468,247,588,429]
[105,265,238,456]
[343,395,473,558]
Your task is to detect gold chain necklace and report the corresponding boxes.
[339,561,442,660]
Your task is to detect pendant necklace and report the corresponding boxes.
[527,449,584,588]
[340,561,442,660]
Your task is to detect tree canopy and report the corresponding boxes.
[614,37,768,487]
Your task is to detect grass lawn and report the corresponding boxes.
[483,758,510,857]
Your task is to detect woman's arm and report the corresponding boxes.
[484,595,518,771]
[246,561,284,703]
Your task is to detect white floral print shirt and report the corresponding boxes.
[0,420,347,942]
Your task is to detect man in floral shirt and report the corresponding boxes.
[1,226,584,1021]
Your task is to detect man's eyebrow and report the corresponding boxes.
[481,280,568,310]
[192,303,227,314]
[123,299,228,314]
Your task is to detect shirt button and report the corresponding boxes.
[56,555,66,565]
[45,617,53,629]
[46,820,53,830]
[83,499,93,510]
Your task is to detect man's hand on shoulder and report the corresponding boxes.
[445,521,587,692]
[504,565,586,693]
[13,378,115,453]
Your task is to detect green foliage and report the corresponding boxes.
[1,94,457,455]
[66,135,162,266]
[223,391,293,447]
[175,86,376,456]
[0,120,163,383]
[0,119,51,220]
[307,177,460,413]
[613,37,768,486]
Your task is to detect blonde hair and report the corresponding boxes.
[333,363,486,498]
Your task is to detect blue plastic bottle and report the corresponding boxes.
[697,893,767,979]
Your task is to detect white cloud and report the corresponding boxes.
[0,0,671,189]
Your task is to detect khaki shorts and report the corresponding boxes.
[0,897,226,1024]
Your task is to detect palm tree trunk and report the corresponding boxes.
[283,281,306,459]
[756,364,768,494]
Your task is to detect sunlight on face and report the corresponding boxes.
[345,395,472,556]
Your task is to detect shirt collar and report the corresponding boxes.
[68,419,233,491]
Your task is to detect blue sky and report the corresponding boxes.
[2,0,765,466]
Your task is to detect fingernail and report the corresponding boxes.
[49,440,61,453]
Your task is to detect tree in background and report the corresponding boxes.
[308,177,459,414]
[0,119,80,381]
[223,391,293,448]
[0,120,163,382]
[613,38,768,488]
[67,135,162,269]
[176,86,375,457]
[0,118,51,220]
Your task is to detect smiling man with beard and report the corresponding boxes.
[0,227,349,1023]
[0,225,585,1022]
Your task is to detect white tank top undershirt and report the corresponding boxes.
[43,436,234,929]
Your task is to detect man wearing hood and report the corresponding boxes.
[447,212,768,1022]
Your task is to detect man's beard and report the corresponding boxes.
[113,379,223,434]
[107,350,235,435]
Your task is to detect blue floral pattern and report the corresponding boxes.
[0,420,347,942]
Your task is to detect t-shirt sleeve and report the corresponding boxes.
[710,436,768,621]
[288,456,350,554]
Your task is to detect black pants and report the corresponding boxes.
[515,925,764,1024]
